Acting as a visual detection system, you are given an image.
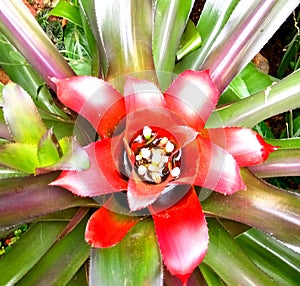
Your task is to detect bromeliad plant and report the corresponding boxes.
[50,70,277,284]
[0,0,300,285]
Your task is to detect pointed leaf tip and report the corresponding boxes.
[203,127,278,167]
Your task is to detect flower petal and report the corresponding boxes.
[178,138,246,194]
[164,70,219,131]
[52,76,125,138]
[50,138,127,196]
[85,196,141,248]
[202,127,278,167]
[150,187,208,285]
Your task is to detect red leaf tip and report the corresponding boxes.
[256,134,279,161]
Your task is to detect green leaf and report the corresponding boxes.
[280,112,300,138]
[265,138,300,149]
[219,63,275,104]
[48,136,90,171]
[236,228,300,286]
[0,35,67,117]
[0,0,75,91]
[207,68,300,128]
[250,148,300,178]
[17,215,90,286]
[67,265,88,286]
[63,22,92,76]
[199,264,226,286]
[176,20,202,61]
[203,218,278,286]
[0,143,39,173]
[177,0,299,92]
[202,168,300,247]
[206,0,299,91]
[49,0,83,27]
[2,82,47,144]
[37,128,60,167]
[278,32,300,78]
[38,207,82,222]
[77,1,100,77]
[78,0,107,77]
[94,0,155,85]
[153,0,194,90]
[0,221,68,285]
[253,121,274,139]
[176,0,239,72]
[0,172,96,229]
[90,219,163,286]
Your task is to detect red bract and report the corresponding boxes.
[50,70,276,284]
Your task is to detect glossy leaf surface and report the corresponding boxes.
[199,263,225,286]
[90,219,163,286]
[0,221,68,285]
[203,218,278,285]
[0,173,95,228]
[164,70,219,132]
[206,0,299,91]
[182,138,246,194]
[17,215,90,286]
[53,76,126,138]
[219,62,275,104]
[37,128,60,167]
[0,0,75,91]
[51,140,128,197]
[78,0,107,77]
[202,168,300,246]
[0,35,67,117]
[40,136,90,172]
[236,228,300,286]
[176,0,239,72]
[250,148,300,178]
[176,20,202,61]
[49,0,83,27]
[153,0,194,90]
[94,0,155,82]
[207,69,300,128]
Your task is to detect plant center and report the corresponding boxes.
[129,126,181,184]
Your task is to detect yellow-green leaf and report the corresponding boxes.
[3,82,47,144]
[37,128,60,167]
[0,143,40,173]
